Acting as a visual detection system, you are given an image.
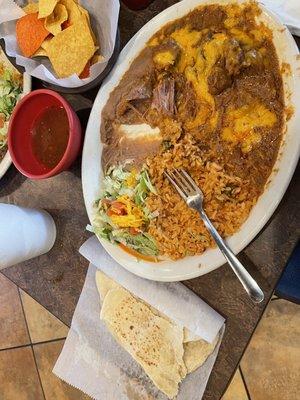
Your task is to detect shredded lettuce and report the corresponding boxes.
[118,187,135,197]
[100,165,131,199]
[92,164,159,257]
[143,206,159,220]
[142,170,157,194]
[91,224,158,257]
[111,230,158,256]
[0,67,22,149]
[134,170,156,206]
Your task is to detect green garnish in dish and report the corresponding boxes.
[0,67,22,150]
[91,165,159,259]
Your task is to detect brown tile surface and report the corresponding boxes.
[20,290,68,343]
[241,299,300,400]
[0,273,30,350]
[222,369,249,400]
[0,346,44,399]
[33,340,90,399]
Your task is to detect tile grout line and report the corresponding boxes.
[0,337,67,353]
[31,344,47,400]
[0,343,31,353]
[0,272,70,329]
[17,288,47,400]
[239,365,252,400]
[17,288,33,343]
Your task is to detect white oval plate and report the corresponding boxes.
[82,0,300,282]
[0,48,31,180]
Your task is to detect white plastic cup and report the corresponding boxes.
[0,204,56,269]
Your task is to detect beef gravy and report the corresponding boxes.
[101,2,284,199]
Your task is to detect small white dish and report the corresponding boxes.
[0,48,31,180]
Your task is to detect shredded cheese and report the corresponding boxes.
[110,195,144,228]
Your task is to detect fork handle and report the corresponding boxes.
[198,209,264,303]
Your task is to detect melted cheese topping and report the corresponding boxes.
[171,27,201,72]
[149,1,278,152]
[173,31,228,130]
[153,50,176,68]
[222,102,277,152]
[224,2,272,47]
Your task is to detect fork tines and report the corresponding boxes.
[164,168,202,200]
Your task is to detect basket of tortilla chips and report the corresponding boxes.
[0,0,119,89]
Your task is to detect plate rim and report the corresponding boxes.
[0,48,32,180]
[82,0,300,281]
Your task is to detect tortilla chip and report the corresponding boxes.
[78,5,89,20]
[59,0,81,25]
[91,54,104,65]
[79,53,104,79]
[32,47,47,57]
[38,0,58,18]
[45,4,68,36]
[16,13,50,58]
[100,287,185,399]
[183,334,218,373]
[79,60,91,79]
[45,16,95,78]
[40,37,53,51]
[62,20,71,29]
[78,4,97,44]
[23,3,39,14]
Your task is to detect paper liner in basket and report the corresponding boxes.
[0,0,119,88]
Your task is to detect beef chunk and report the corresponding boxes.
[208,65,232,95]
[176,76,197,120]
[116,75,153,119]
[223,39,245,76]
[152,77,176,116]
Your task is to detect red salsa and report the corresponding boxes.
[31,106,69,169]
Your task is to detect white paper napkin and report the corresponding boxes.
[53,262,225,400]
[79,236,224,343]
[261,0,300,36]
[0,0,24,24]
[0,0,119,88]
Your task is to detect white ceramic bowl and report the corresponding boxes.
[0,48,31,180]
[82,0,300,282]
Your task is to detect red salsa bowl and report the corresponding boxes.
[8,89,82,179]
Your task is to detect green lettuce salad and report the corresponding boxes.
[0,67,22,151]
[90,165,159,259]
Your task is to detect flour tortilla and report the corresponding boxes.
[183,334,219,374]
[96,271,187,381]
[95,270,120,301]
[183,327,203,343]
[96,271,218,398]
[100,287,185,399]
[96,271,174,322]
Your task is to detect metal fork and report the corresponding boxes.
[164,168,264,303]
